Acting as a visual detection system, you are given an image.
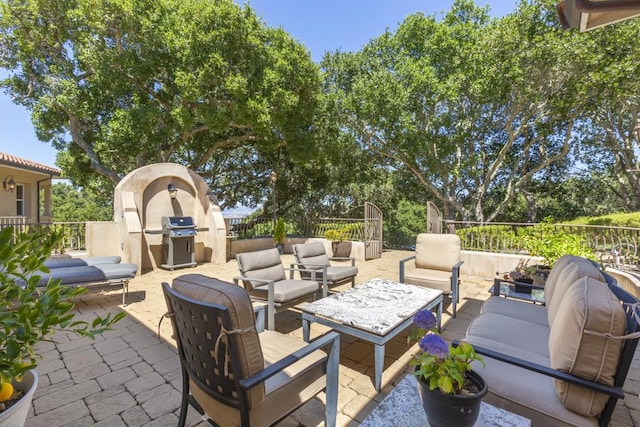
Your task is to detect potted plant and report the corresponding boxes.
[273,217,286,254]
[408,309,486,427]
[324,227,351,257]
[0,227,125,426]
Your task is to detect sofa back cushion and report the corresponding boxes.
[548,276,626,417]
[415,233,461,271]
[547,258,605,326]
[543,255,576,304]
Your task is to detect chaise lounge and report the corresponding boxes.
[26,260,137,305]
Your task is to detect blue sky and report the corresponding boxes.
[0,0,517,169]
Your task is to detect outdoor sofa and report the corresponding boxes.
[461,255,640,426]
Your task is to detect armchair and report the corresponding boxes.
[399,233,463,317]
[161,274,340,427]
[292,242,358,295]
[234,248,320,330]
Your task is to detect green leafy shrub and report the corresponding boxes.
[325,228,349,242]
[521,217,595,267]
[273,217,286,244]
[0,227,125,390]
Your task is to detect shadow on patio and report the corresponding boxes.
[27,250,640,426]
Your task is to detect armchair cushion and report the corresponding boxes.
[415,233,461,271]
[402,268,454,293]
[549,276,626,417]
[250,279,319,303]
[237,248,287,290]
[294,242,332,268]
[324,265,358,283]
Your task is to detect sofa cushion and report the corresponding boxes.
[171,274,265,405]
[547,258,605,326]
[549,276,627,417]
[466,312,550,358]
[471,357,598,427]
[542,254,576,305]
[480,297,548,327]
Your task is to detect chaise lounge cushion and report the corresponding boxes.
[31,263,137,286]
[480,297,548,326]
[549,276,627,417]
[44,256,122,268]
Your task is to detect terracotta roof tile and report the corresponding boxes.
[0,152,61,176]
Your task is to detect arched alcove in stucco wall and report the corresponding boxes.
[87,163,226,274]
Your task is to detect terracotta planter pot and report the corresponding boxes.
[416,370,487,427]
[331,241,352,258]
[0,370,38,427]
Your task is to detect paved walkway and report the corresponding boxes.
[26,250,640,426]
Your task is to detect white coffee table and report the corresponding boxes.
[301,278,443,391]
[361,374,531,426]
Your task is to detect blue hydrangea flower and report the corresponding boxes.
[414,309,437,330]
[419,332,449,359]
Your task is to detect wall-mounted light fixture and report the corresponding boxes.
[3,176,16,192]
[167,183,177,199]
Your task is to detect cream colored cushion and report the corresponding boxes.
[190,330,327,427]
[549,276,626,417]
[414,233,461,271]
[546,258,605,326]
[466,312,550,358]
[480,297,548,326]
[542,254,576,305]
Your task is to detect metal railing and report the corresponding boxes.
[223,216,365,241]
[446,220,640,271]
[0,221,86,253]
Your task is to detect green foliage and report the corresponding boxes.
[52,183,112,222]
[324,228,350,242]
[408,309,484,395]
[385,200,427,248]
[0,0,320,210]
[521,217,595,267]
[273,217,286,244]
[0,227,126,384]
[569,212,640,229]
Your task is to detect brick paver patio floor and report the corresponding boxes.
[25,250,640,426]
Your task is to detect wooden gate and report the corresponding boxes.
[364,202,383,259]
[427,201,442,234]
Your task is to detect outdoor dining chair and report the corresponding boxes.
[234,248,320,330]
[399,233,464,317]
[161,274,340,427]
[292,241,358,295]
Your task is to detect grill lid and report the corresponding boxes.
[161,216,196,229]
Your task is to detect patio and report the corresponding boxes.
[26,250,640,426]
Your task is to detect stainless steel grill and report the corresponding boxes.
[161,216,197,270]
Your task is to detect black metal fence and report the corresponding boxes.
[224,216,366,241]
